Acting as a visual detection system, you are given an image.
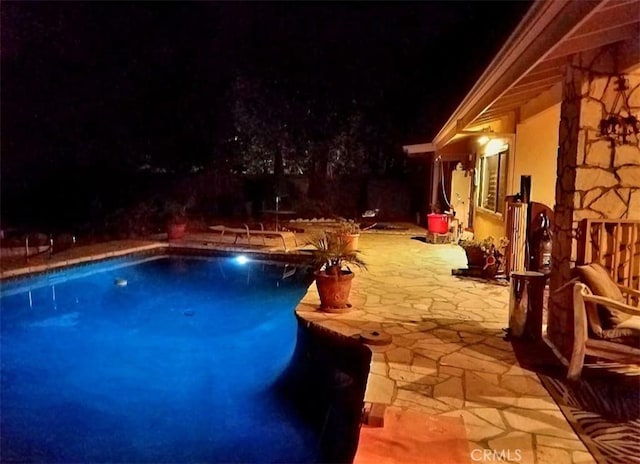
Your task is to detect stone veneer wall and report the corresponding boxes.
[548,48,640,357]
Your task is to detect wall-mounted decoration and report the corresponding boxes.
[597,75,639,147]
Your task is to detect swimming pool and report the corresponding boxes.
[0,254,328,463]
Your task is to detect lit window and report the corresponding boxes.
[477,148,508,214]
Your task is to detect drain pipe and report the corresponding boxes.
[25,235,29,263]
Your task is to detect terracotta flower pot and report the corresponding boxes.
[343,233,360,252]
[167,222,187,240]
[463,246,485,268]
[328,232,360,253]
[314,270,355,312]
[340,234,360,252]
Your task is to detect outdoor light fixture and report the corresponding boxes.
[235,255,249,265]
[485,139,508,155]
[478,135,490,146]
[598,75,640,146]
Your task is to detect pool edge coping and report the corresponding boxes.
[0,243,168,280]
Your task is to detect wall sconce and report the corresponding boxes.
[598,75,640,146]
[485,139,508,156]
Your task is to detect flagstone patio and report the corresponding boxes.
[295,231,595,464]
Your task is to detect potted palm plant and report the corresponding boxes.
[308,232,367,312]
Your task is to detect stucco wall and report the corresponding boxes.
[471,136,512,240]
[513,103,561,208]
[473,210,505,240]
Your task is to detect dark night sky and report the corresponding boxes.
[1,1,532,227]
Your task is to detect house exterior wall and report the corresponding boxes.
[472,210,505,240]
[425,1,640,367]
[473,135,513,240]
[513,100,561,208]
[470,98,559,240]
[548,46,640,357]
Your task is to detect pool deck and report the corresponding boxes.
[297,231,593,464]
[0,228,594,464]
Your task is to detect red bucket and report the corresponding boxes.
[427,214,449,234]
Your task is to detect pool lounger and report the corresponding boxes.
[208,225,298,251]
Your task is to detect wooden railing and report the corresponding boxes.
[577,219,640,290]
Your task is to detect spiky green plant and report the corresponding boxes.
[306,232,367,276]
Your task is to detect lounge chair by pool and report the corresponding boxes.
[208,224,298,251]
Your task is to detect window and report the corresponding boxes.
[477,148,508,214]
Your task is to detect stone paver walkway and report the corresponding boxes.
[295,233,594,464]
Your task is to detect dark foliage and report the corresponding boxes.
[1,1,532,233]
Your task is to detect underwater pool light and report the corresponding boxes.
[235,255,249,265]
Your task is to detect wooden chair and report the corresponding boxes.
[568,281,640,380]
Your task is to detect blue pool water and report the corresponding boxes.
[0,255,320,463]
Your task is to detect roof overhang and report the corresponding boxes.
[431,0,640,149]
[402,142,436,156]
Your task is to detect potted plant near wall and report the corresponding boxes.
[458,235,509,278]
[308,232,367,312]
[329,219,361,253]
[164,200,189,240]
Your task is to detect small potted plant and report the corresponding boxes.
[164,200,188,240]
[458,235,509,277]
[308,232,367,312]
[329,219,361,253]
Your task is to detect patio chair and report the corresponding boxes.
[208,223,298,251]
[568,263,640,380]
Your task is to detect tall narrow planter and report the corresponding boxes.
[314,270,355,312]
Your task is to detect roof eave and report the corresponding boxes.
[402,143,436,156]
[432,0,603,149]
